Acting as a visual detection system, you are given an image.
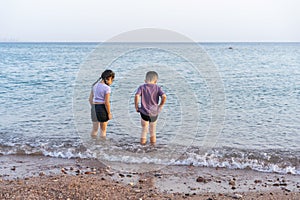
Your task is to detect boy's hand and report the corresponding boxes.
[158,105,164,113]
[158,94,167,113]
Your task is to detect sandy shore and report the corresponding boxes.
[1,155,300,199]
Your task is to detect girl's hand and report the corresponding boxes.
[108,113,112,120]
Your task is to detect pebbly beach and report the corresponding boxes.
[1,155,299,199]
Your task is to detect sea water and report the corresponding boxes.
[0,42,299,174]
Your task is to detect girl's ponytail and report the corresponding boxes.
[92,77,101,86]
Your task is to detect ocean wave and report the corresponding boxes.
[0,143,299,175]
[0,143,96,159]
[170,151,299,175]
[91,145,300,175]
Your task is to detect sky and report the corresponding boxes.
[0,0,299,42]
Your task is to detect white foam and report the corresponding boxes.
[42,148,97,159]
[97,151,300,175]
[1,144,299,175]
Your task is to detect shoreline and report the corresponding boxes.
[1,155,300,199]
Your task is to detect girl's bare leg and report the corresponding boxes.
[149,121,157,144]
[91,122,99,137]
[100,122,108,138]
[141,119,149,145]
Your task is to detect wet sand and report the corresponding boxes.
[1,155,300,199]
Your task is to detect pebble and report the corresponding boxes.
[16,180,23,185]
[232,193,243,199]
[107,172,114,176]
[229,180,236,186]
[75,170,81,175]
[129,182,134,186]
[39,172,45,176]
[196,176,205,183]
[284,188,291,192]
[139,179,147,183]
[84,171,96,175]
[254,180,262,184]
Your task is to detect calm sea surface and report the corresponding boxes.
[0,42,299,174]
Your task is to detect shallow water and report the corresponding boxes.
[0,42,299,174]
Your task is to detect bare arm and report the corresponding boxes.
[104,93,112,120]
[134,94,140,112]
[158,94,167,112]
[89,91,94,105]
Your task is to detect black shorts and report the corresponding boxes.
[140,112,158,122]
[91,104,108,122]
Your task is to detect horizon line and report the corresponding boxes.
[0,41,299,43]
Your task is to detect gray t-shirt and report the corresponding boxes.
[136,83,165,116]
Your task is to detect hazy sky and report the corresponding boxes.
[0,0,299,42]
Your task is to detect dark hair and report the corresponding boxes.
[146,71,158,82]
[92,69,115,86]
[101,69,115,80]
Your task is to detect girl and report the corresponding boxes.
[89,69,115,138]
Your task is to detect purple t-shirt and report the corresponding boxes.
[92,82,111,103]
[136,83,165,116]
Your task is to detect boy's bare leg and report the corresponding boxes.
[100,122,108,138]
[91,122,99,137]
[141,119,149,145]
[149,121,157,144]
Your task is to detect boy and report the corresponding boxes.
[135,71,167,145]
